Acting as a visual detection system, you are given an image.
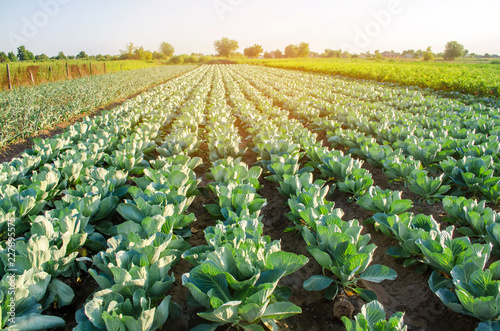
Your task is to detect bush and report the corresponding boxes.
[423,52,434,61]
[198,55,212,63]
[184,55,198,63]
[169,55,184,64]
[153,52,167,60]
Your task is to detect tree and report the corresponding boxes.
[342,51,351,58]
[17,46,34,61]
[323,49,341,58]
[159,42,174,58]
[169,55,184,64]
[56,51,67,60]
[274,49,283,59]
[243,44,263,58]
[284,44,298,58]
[297,42,310,57]
[0,52,9,63]
[8,52,16,62]
[35,53,49,61]
[263,51,272,59]
[423,46,434,61]
[214,37,239,58]
[185,55,198,63]
[414,49,423,59]
[402,49,415,58]
[153,51,167,60]
[133,46,152,61]
[121,42,136,55]
[76,51,88,59]
[444,41,464,61]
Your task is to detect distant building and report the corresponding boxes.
[381,51,400,58]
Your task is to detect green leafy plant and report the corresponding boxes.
[265,153,312,183]
[301,213,396,301]
[407,170,450,204]
[357,186,413,216]
[373,212,443,267]
[208,158,262,190]
[278,172,325,198]
[205,183,267,220]
[182,245,308,330]
[429,251,500,323]
[342,300,407,331]
[337,168,374,199]
[382,154,422,182]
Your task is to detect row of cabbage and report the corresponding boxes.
[218,65,407,330]
[0,65,211,329]
[168,65,310,330]
[74,64,216,329]
[0,64,197,148]
[228,64,500,329]
[75,154,202,330]
[230,65,500,204]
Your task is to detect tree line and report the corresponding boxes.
[0,42,181,64]
[2,39,497,64]
[214,37,311,59]
[214,38,497,62]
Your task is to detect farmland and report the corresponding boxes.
[1,63,500,331]
[240,58,500,99]
[0,64,197,150]
[0,60,162,90]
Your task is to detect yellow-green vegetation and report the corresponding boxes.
[0,59,160,89]
[0,64,197,148]
[239,58,500,98]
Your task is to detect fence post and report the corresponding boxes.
[89,62,92,75]
[29,70,35,84]
[103,62,106,74]
[6,64,12,90]
[66,62,70,78]
[120,64,123,71]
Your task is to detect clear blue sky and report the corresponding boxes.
[0,0,499,56]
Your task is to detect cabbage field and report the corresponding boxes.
[1,64,499,331]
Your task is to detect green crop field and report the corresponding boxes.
[240,58,500,98]
[0,64,197,148]
[0,59,162,90]
[1,63,499,331]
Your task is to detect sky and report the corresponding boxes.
[0,0,499,57]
